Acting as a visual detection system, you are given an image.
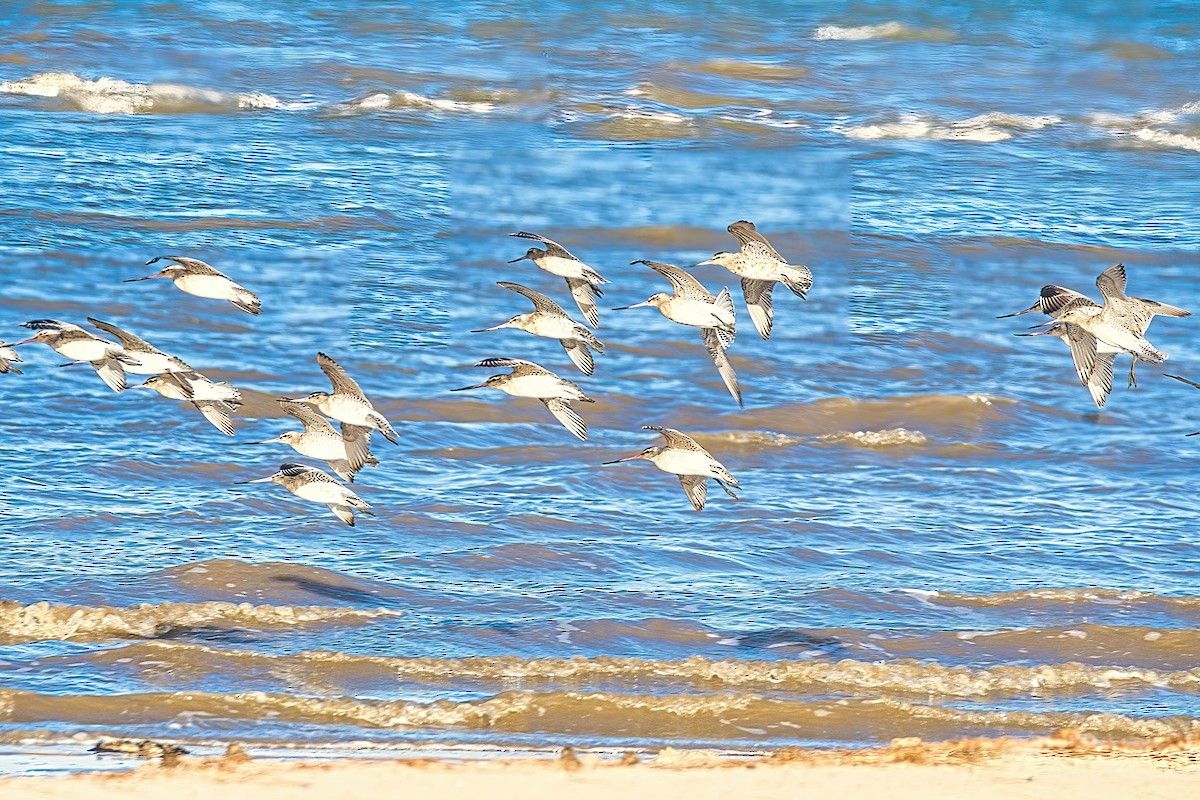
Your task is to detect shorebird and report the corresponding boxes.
[604,426,740,511]
[254,399,376,482]
[508,231,608,327]
[615,259,741,406]
[12,319,135,392]
[238,463,374,526]
[133,372,242,435]
[1165,374,1200,435]
[294,352,399,445]
[451,357,595,440]
[125,256,262,315]
[1021,265,1188,387]
[86,317,192,377]
[0,343,23,375]
[998,278,1185,391]
[472,281,605,375]
[697,221,812,340]
[1015,322,1117,408]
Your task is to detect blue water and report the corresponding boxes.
[1,0,1200,762]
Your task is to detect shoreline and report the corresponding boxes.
[3,732,1199,799]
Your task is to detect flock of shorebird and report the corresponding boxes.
[0,226,1193,521]
[1000,262,1193,410]
[449,223,805,511]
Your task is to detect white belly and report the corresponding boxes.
[1080,318,1148,356]
[653,449,717,477]
[502,373,572,399]
[186,377,240,402]
[527,316,578,339]
[175,273,238,300]
[56,339,114,362]
[293,481,352,505]
[535,255,588,279]
[124,351,175,375]
[293,435,349,461]
[319,395,375,426]
[734,254,787,281]
[663,297,723,329]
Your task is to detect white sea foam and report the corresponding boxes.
[818,428,931,448]
[1086,99,1200,152]
[813,22,909,41]
[1129,127,1200,152]
[616,108,689,123]
[0,72,296,114]
[844,112,1060,143]
[347,91,495,113]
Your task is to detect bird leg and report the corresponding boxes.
[1128,359,1137,389]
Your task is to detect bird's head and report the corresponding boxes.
[613,293,669,311]
[508,247,546,264]
[603,446,660,465]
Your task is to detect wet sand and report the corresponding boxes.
[3,733,1199,800]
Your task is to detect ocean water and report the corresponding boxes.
[1,0,1200,765]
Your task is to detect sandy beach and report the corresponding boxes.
[3,733,1199,800]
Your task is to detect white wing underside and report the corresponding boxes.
[542,398,587,440]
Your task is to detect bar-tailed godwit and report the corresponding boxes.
[697,221,812,340]
[237,463,374,526]
[126,256,262,315]
[452,357,595,440]
[604,426,740,511]
[508,231,608,327]
[472,281,604,376]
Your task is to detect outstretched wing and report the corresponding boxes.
[727,220,784,261]
[474,357,556,377]
[498,281,572,317]
[146,256,227,277]
[566,277,602,328]
[340,423,376,471]
[642,425,706,452]
[1095,263,1127,301]
[278,398,337,434]
[1136,297,1190,318]
[1041,285,1097,317]
[678,475,708,511]
[634,260,714,301]
[22,319,80,332]
[542,398,587,440]
[316,352,368,401]
[86,317,156,353]
[474,357,540,369]
[509,231,580,261]
[741,278,775,340]
[1063,323,1099,385]
[1165,373,1200,391]
[701,328,743,408]
[194,400,236,436]
[1086,353,1115,409]
[92,357,127,393]
[561,340,594,376]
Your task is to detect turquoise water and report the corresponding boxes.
[1,1,1200,762]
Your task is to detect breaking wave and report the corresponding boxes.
[0,600,398,644]
[818,428,931,448]
[70,641,1200,699]
[340,91,497,114]
[0,686,1195,742]
[0,72,298,114]
[813,22,953,42]
[845,113,1061,143]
